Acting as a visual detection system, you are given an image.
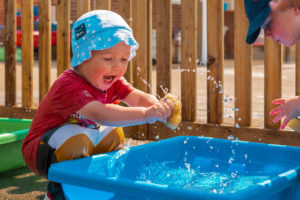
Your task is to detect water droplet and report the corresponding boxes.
[233,108,239,112]
[235,123,240,128]
[228,135,234,140]
[238,117,242,121]
[155,135,159,140]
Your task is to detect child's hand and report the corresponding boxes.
[270,96,300,129]
[144,98,174,124]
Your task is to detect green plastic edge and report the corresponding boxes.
[0,129,29,145]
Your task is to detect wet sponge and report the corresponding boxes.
[288,117,300,132]
[164,93,182,130]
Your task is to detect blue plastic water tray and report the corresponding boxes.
[48,136,300,200]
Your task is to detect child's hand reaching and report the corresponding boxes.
[144,98,174,124]
[270,96,300,129]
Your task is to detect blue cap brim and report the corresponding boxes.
[246,6,271,44]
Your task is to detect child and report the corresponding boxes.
[244,0,300,47]
[22,10,174,200]
[244,0,300,130]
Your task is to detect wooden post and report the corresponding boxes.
[131,0,149,139]
[181,0,197,122]
[4,0,17,107]
[76,0,90,19]
[21,0,34,108]
[197,1,203,63]
[95,0,111,10]
[39,0,52,102]
[156,0,172,99]
[147,0,152,94]
[234,0,252,126]
[207,0,224,124]
[264,38,282,129]
[296,42,300,95]
[57,0,70,76]
[117,0,133,84]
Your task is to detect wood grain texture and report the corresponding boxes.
[156,0,172,99]
[181,0,197,122]
[264,38,282,129]
[39,0,52,102]
[234,0,252,126]
[4,0,17,106]
[207,0,224,124]
[57,0,70,76]
[21,0,34,108]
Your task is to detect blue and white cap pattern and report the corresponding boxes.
[71,10,139,67]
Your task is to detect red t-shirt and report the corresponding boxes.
[22,68,133,174]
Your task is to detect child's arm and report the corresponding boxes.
[122,89,160,107]
[76,96,173,127]
[270,96,300,129]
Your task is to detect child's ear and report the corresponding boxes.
[294,7,300,15]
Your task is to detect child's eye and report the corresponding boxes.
[103,58,112,61]
[121,58,128,62]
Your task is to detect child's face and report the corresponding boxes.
[78,42,131,91]
[264,9,300,46]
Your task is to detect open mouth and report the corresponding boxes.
[103,76,116,84]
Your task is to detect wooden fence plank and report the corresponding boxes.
[39,0,51,102]
[57,0,70,76]
[264,39,282,129]
[234,1,252,126]
[0,106,36,119]
[296,42,300,95]
[207,0,224,124]
[147,0,152,94]
[117,0,133,84]
[21,0,34,108]
[4,0,17,106]
[131,0,149,140]
[95,0,111,10]
[197,1,203,61]
[181,0,197,122]
[156,0,172,99]
[76,0,90,19]
[146,122,300,147]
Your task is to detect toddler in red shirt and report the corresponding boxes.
[22,10,174,200]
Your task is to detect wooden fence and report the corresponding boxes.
[2,0,300,146]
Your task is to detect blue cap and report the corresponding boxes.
[244,0,271,44]
[71,10,139,67]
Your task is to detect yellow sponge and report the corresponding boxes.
[287,117,300,132]
[164,93,182,130]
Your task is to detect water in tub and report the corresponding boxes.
[89,77,276,195]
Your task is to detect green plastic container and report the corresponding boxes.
[0,118,32,173]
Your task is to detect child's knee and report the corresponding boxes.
[54,134,94,162]
[93,127,125,154]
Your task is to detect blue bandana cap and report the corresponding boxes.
[71,10,139,67]
[244,0,272,44]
